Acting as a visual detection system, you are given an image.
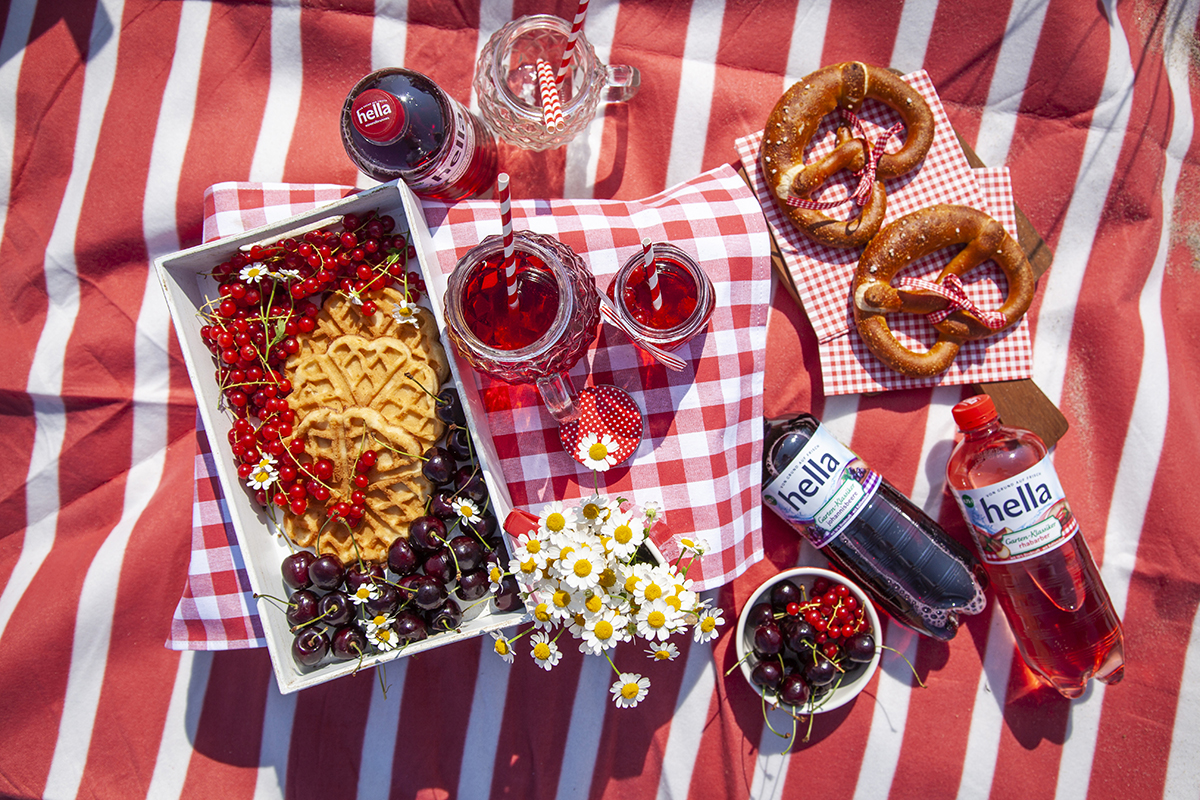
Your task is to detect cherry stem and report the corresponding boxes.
[879,643,926,688]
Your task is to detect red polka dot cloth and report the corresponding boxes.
[736,70,1033,396]
[169,164,771,649]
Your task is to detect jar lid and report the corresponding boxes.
[952,394,998,430]
[350,88,407,143]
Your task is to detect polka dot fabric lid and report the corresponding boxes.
[559,385,644,468]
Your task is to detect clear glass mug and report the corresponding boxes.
[443,231,601,423]
[473,14,641,151]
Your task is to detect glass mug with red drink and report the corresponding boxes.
[606,243,714,352]
[444,231,601,422]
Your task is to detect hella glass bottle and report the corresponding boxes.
[945,394,1125,698]
[341,68,498,201]
[763,414,987,641]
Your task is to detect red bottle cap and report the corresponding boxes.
[952,394,999,430]
[350,88,407,143]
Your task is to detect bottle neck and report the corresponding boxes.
[960,417,1001,439]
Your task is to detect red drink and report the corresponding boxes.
[945,394,1125,698]
[607,243,714,351]
[462,251,560,351]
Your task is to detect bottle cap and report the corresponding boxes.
[952,394,998,430]
[350,88,407,144]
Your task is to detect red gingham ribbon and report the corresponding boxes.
[894,273,1008,329]
[597,296,688,371]
[786,109,905,210]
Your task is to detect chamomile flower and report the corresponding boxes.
[610,673,650,708]
[529,631,561,671]
[486,561,506,594]
[576,494,615,530]
[548,584,579,622]
[538,500,575,538]
[580,609,630,655]
[491,631,515,664]
[577,432,620,471]
[632,564,675,605]
[239,262,271,283]
[245,460,278,490]
[349,581,382,606]
[511,532,549,571]
[601,508,645,561]
[556,541,607,593]
[390,297,420,327]
[528,596,557,631]
[678,534,710,557]
[641,500,665,527]
[645,642,680,662]
[452,497,482,525]
[636,598,683,642]
[692,604,725,644]
[274,268,302,281]
[365,614,398,652]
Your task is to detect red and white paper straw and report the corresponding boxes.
[556,0,590,88]
[641,237,662,311]
[497,173,519,309]
[536,59,566,132]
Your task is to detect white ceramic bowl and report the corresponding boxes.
[735,566,882,714]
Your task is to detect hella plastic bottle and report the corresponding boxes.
[763,414,987,641]
[945,394,1125,698]
[340,68,498,201]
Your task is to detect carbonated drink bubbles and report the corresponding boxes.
[763,414,987,641]
[946,394,1124,698]
[341,68,498,201]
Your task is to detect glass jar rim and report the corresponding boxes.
[488,14,600,120]
[610,243,714,347]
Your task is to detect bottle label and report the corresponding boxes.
[406,99,477,192]
[951,455,1078,565]
[762,424,882,548]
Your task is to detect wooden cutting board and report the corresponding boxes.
[739,134,1070,447]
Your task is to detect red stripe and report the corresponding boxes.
[821,0,902,67]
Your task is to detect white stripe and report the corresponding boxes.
[45,2,208,796]
[456,648,510,798]
[1166,604,1200,795]
[357,660,407,799]
[146,652,214,800]
[0,0,35,233]
[373,0,409,72]
[657,601,718,799]
[471,0,512,111]
[973,0,1050,167]
[955,606,1016,800]
[853,619,920,800]
[664,0,724,190]
[255,682,298,800]
[564,0,618,198]
[554,651,612,800]
[890,0,938,74]
[250,0,303,182]
[1031,0,1134,406]
[783,0,830,86]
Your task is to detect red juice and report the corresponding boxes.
[620,258,698,329]
[462,252,560,351]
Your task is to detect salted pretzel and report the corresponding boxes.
[852,204,1035,377]
[761,61,935,248]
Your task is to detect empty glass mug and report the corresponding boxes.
[473,14,640,150]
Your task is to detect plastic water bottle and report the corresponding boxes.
[340,68,498,200]
[763,414,987,641]
[945,394,1125,698]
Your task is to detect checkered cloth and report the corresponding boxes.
[735,70,1032,395]
[168,164,771,650]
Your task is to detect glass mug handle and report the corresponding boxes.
[536,371,582,423]
[601,65,640,104]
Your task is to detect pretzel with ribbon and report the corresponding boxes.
[761,61,935,248]
[852,204,1036,377]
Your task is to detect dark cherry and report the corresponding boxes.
[753,622,783,656]
[388,537,419,576]
[492,575,522,613]
[464,512,497,542]
[287,589,320,629]
[448,535,484,572]
[422,446,456,485]
[805,655,837,686]
[426,599,462,632]
[429,491,458,520]
[455,568,489,601]
[308,554,346,591]
[365,583,401,617]
[446,426,472,460]
[785,620,818,653]
[345,562,385,594]
[845,632,877,663]
[393,610,428,643]
[435,387,466,426]
[778,673,811,707]
[453,467,487,504]
[292,627,328,667]
[746,602,774,629]
[769,579,802,610]
[423,548,457,585]
[751,660,783,690]
[318,590,354,627]
[331,625,368,660]
[409,516,447,552]
[413,574,448,611]
[282,550,315,590]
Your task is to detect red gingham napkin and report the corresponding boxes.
[735,70,1033,395]
[169,166,771,650]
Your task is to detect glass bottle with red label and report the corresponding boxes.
[340,68,498,201]
[945,394,1125,698]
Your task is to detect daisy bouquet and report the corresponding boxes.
[489,493,725,709]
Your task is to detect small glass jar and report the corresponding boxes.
[605,243,714,352]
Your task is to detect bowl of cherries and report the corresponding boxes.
[735,567,881,717]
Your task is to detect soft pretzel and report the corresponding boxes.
[761,62,935,248]
[852,204,1035,377]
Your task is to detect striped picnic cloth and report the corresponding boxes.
[1,1,1197,799]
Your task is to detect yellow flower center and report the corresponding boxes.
[624,575,640,593]
[494,638,509,656]
[701,616,716,632]
[534,603,552,622]
[527,539,541,554]
[585,594,603,613]
[521,558,537,574]
[372,615,387,627]
[377,629,392,643]
[681,537,696,549]
[253,469,270,482]
[643,583,663,601]
[621,682,640,700]
[598,568,617,589]
[546,512,566,532]
[583,503,600,520]
[356,586,372,600]
[573,558,592,578]
[614,524,633,544]
[654,649,671,661]
[459,504,475,518]
[489,566,502,582]
[553,589,572,608]
[647,610,666,629]
[665,595,682,611]
[397,305,413,317]
[595,620,614,640]
[533,642,551,660]
[588,442,610,461]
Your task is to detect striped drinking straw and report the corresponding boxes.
[536,59,566,132]
[556,0,590,89]
[497,173,518,310]
[642,237,662,311]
